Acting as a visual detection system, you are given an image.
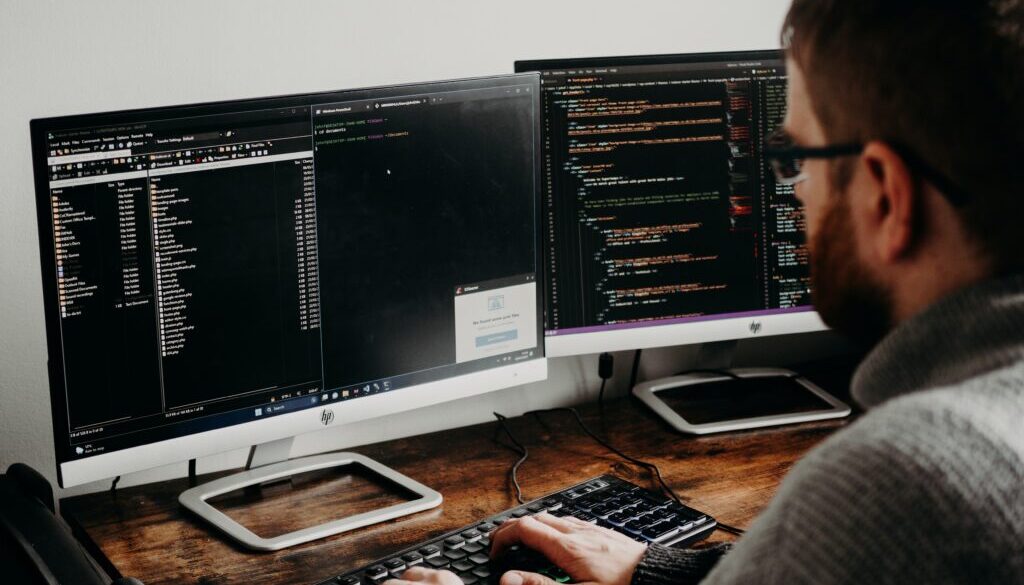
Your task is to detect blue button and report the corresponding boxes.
[475,330,518,347]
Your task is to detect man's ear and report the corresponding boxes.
[860,141,918,263]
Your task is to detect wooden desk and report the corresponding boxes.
[62,380,855,585]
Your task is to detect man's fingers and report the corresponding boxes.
[400,567,432,580]
[499,570,559,585]
[489,515,570,559]
[531,512,591,532]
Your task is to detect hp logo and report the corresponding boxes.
[320,409,335,426]
[749,321,763,335]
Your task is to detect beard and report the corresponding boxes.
[809,194,894,348]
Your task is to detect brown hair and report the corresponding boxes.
[783,0,1024,273]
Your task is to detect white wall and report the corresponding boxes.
[1,0,847,498]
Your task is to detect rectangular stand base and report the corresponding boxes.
[632,367,851,435]
[178,452,442,551]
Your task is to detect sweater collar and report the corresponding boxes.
[851,273,1024,409]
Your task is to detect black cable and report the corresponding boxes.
[109,475,120,495]
[493,412,529,505]
[598,379,607,409]
[496,407,747,536]
[188,458,197,487]
[716,521,746,536]
[629,349,643,391]
[525,407,684,507]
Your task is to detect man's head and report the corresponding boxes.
[780,0,1024,346]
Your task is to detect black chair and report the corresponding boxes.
[0,463,142,585]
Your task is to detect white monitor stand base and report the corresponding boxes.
[632,341,850,435]
[178,437,442,551]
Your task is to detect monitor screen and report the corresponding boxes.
[32,75,544,485]
[516,52,823,356]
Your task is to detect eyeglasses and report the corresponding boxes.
[763,128,861,186]
[763,128,969,206]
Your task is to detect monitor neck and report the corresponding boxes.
[245,437,295,470]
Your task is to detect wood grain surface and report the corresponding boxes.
[62,364,857,585]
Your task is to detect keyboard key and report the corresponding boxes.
[606,513,630,526]
[445,536,466,549]
[427,557,451,570]
[338,577,360,585]
[461,529,482,542]
[477,522,496,533]
[657,511,677,523]
[479,537,490,548]
[542,498,562,510]
[492,516,510,525]
[384,559,405,570]
[364,566,387,581]
[420,545,442,558]
[472,567,491,578]
[452,560,474,572]
[468,553,490,565]
[642,522,679,541]
[623,519,647,533]
[445,549,468,561]
[512,509,529,518]
[463,542,484,554]
[458,573,479,585]
[402,552,424,566]
[573,512,598,523]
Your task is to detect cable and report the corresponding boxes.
[109,475,120,496]
[188,458,197,488]
[716,521,746,536]
[493,412,529,505]
[495,407,747,536]
[525,407,684,507]
[629,349,643,391]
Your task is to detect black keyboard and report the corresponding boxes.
[319,475,716,585]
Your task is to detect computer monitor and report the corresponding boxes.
[516,51,825,358]
[31,74,545,547]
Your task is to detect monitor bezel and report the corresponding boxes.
[515,50,827,357]
[31,73,547,488]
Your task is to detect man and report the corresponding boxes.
[387,1,1024,583]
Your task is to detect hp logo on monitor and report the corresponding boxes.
[749,321,763,335]
[320,409,335,426]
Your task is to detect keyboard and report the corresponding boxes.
[319,475,717,585]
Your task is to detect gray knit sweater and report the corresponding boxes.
[633,274,1024,584]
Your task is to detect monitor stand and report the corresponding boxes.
[631,340,850,435]
[178,437,442,551]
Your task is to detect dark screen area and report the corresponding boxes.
[656,376,834,425]
[313,92,536,386]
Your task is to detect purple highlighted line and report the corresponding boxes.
[546,306,815,336]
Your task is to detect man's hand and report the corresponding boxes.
[383,512,646,585]
[488,512,647,585]
[383,566,463,585]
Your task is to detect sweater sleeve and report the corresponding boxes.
[631,543,733,585]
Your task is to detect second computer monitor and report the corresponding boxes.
[516,51,824,357]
